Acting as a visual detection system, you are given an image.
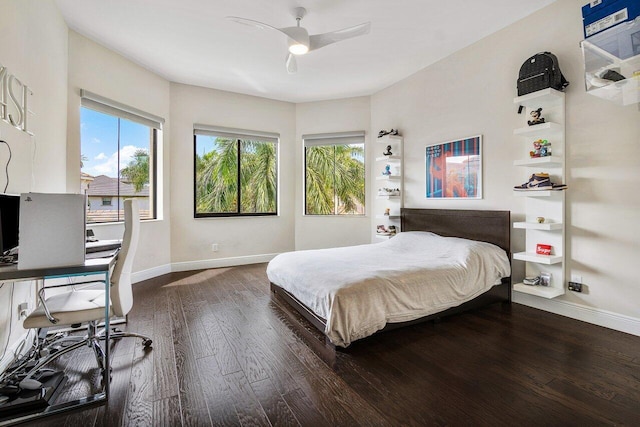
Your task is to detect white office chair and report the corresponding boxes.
[21,199,151,385]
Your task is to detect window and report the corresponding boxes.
[194,124,278,217]
[80,90,162,224]
[303,131,365,215]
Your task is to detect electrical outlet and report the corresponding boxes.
[211,243,219,252]
[568,281,583,292]
[17,302,29,318]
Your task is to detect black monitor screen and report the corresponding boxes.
[0,194,20,254]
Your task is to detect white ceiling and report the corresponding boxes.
[55,0,556,103]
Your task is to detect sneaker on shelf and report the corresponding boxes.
[377,130,390,138]
[376,225,390,235]
[523,276,541,286]
[514,173,552,191]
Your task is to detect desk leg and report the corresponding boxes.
[103,269,110,398]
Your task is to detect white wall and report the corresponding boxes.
[66,31,172,277]
[295,97,372,250]
[169,83,296,266]
[371,0,640,331]
[0,0,68,193]
[0,0,68,370]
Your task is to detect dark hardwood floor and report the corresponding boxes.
[26,264,640,426]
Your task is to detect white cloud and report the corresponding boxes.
[94,153,107,160]
[91,145,140,177]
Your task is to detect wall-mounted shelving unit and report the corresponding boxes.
[374,134,403,241]
[580,17,640,106]
[512,88,566,299]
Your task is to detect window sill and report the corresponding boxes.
[87,218,162,227]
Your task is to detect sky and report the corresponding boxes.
[80,107,150,178]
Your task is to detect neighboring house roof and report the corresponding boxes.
[86,174,149,197]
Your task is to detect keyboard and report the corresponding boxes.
[85,240,121,254]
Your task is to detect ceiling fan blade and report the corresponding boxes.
[285,53,297,74]
[226,16,284,34]
[309,22,371,51]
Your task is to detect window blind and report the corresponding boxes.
[80,89,165,129]
[302,130,365,147]
[194,124,279,143]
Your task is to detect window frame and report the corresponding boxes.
[303,131,366,216]
[193,125,279,218]
[80,90,162,224]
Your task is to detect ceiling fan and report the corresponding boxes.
[227,7,371,74]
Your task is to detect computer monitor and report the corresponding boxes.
[18,193,86,270]
[0,193,20,254]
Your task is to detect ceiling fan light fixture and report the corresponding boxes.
[286,25,309,55]
[288,41,309,55]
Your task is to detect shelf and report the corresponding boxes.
[512,86,565,300]
[513,122,563,137]
[513,222,563,231]
[375,234,395,240]
[513,252,563,265]
[513,283,565,298]
[581,21,640,106]
[377,135,403,144]
[374,134,403,243]
[584,77,640,106]
[375,155,402,162]
[513,156,563,167]
[513,88,565,108]
[513,190,566,197]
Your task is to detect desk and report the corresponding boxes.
[0,257,116,426]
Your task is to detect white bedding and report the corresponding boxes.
[266,231,511,347]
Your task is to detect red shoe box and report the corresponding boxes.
[536,244,552,256]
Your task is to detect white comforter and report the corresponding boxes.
[267,231,511,347]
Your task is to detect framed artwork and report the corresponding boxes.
[425,135,482,199]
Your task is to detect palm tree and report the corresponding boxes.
[240,141,277,213]
[305,144,365,215]
[120,149,149,192]
[195,138,238,213]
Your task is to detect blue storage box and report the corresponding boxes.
[582,0,640,38]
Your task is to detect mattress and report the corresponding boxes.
[267,231,511,347]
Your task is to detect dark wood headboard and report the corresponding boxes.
[401,208,510,254]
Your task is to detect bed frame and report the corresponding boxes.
[270,208,511,354]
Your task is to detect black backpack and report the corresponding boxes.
[517,52,569,96]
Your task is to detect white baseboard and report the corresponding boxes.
[513,293,640,337]
[131,254,278,284]
[171,253,279,272]
[132,263,172,284]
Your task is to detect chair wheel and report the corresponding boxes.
[142,339,152,347]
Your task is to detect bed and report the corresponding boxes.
[268,208,511,348]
